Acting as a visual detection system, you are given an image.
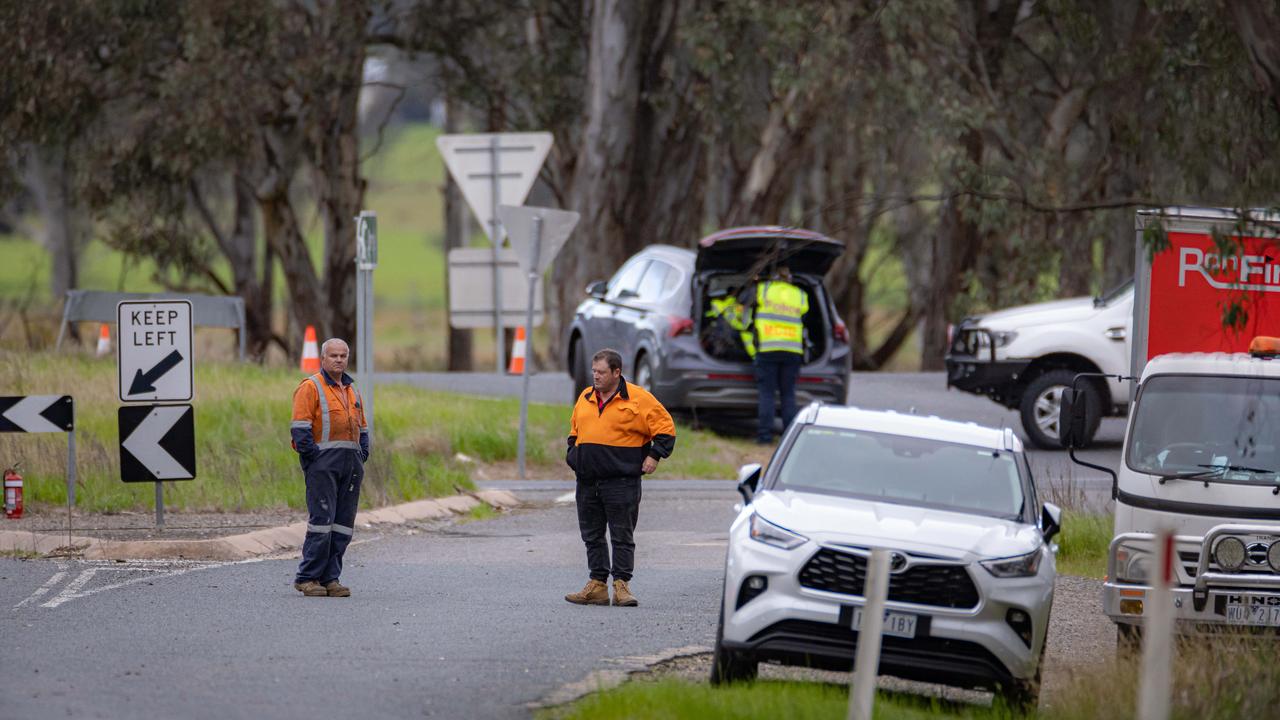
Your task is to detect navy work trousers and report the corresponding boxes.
[576,475,642,582]
[295,449,364,584]
[755,351,803,443]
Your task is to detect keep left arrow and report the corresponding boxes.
[129,350,184,396]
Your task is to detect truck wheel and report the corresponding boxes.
[709,600,757,685]
[1019,369,1102,450]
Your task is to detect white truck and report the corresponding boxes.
[944,279,1133,449]
[1059,207,1280,641]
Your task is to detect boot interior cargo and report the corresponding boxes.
[696,273,827,363]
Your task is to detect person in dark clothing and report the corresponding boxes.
[290,338,369,598]
[564,348,676,607]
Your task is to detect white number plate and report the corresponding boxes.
[851,608,918,639]
[1225,598,1280,627]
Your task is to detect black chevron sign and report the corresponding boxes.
[0,396,74,433]
[118,404,196,483]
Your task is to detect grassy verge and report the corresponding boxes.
[547,633,1280,720]
[539,679,1016,720]
[1055,510,1111,578]
[0,351,754,513]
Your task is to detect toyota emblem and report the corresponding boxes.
[888,552,909,573]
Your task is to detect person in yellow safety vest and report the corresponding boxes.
[753,265,808,444]
[705,294,756,359]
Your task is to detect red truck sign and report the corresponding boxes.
[1142,213,1280,363]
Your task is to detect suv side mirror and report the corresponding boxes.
[737,463,762,504]
[1058,387,1088,449]
[586,280,608,298]
[1041,502,1062,542]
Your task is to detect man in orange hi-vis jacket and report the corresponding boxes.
[564,348,676,608]
[290,338,369,598]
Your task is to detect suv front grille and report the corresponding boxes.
[798,547,980,609]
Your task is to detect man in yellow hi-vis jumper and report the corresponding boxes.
[752,266,808,444]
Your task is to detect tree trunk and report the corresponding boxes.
[26,146,88,338]
[257,159,328,350]
[551,0,652,366]
[443,93,472,371]
[1231,1,1280,115]
[312,0,370,348]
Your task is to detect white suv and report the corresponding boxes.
[712,403,1061,709]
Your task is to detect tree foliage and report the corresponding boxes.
[2,0,1278,369]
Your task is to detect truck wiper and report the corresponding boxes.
[1156,464,1280,488]
[1196,463,1277,475]
[1156,466,1227,485]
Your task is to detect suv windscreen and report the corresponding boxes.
[1127,374,1280,483]
[774,426,1024,519]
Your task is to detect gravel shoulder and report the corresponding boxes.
[5,506,303,541]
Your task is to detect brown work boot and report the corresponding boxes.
[324,580,351,598]
[612,579,638,607]
[294,580,327,597]
[564,579,610,605]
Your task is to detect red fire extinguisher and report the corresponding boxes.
[4,462,22,519]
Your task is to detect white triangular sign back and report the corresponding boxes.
[436,132,553,244]
[497,205,581,277]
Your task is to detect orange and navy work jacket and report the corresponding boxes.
[567,378,676,480]
[291,372,369,462]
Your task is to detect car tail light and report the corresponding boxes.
[707,373,754,382]
[797,376,830,384]
[668,316,694,338]
[832,319,849,344]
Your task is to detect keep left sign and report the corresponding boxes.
[118,300,193,402]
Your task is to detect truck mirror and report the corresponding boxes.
[737,463,762,504]
[1041,502,1062,542]
[1059,387,1088,449]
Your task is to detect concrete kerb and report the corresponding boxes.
[0,489,521,562]
[530,645,713,710]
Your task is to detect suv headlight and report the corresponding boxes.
[1114,545,1150,583]
[749,513,807,550]
[981,548,1043,578]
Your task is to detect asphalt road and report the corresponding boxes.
[379,371,1124,509]
[3,372,1122,719]
[1,485,735,720]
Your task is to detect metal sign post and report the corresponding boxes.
[516,216,542,480]
[355,211,378,440]
[497,205,580,479]
[117,299,195,528]
[437,132,553,372]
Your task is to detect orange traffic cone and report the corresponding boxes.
[300,325,321,373]
[95,324,111,357]
[507,326,527,375]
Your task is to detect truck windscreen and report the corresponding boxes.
[1127,374,1280,483]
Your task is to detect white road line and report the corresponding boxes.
[44,568,98,608]
[40,557,263,609]
[554,492,576,504]
[13,563,70,609]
